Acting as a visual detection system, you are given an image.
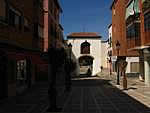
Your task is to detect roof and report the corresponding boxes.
[67,32,101,39]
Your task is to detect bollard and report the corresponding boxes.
[123,74,127,90]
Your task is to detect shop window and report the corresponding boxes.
[16,60,27,86]
[38,25,43,38]
[81,41,90,54]
[144,12,150,31]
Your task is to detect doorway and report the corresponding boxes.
[79,56,94,76]
[0,53,8,99]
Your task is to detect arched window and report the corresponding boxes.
[81,41,90,54]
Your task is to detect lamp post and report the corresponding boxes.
[108,51,112,75]
[116,40,120,85]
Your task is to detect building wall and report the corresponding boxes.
[0,0,36,98]
[111,0,127,56]
[101,42,109,68]
[68,38,102,76]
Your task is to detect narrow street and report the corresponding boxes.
[1,72,150,113]
[62,76,150,113]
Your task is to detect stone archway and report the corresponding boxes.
[78,55,94,76]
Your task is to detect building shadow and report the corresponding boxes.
[65,78,150,113]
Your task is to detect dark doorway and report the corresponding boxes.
[0,53,8,100]
[79,56,94,76]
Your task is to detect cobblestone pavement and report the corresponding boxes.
[1,71,150,113]
[61,76,150,113]
[97,69,150,107]
[0,82,49,113]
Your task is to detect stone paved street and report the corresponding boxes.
[0,82,49,113]
[0,71,150,113]
[61,76,150,113]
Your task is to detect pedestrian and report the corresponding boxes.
[100,66,103,72]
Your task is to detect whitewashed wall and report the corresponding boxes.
[68,38,102,76]
[101,42,109,68]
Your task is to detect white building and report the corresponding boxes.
[67,32,108,76]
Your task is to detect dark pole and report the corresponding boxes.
[116,40,120,85]
[109,57,112,75]
[117,49,120,85]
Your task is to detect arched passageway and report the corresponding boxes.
[78,56,94,76]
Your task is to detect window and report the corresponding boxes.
[142,0,150,12]
[144,12,150,31]
[9,10,15,26]
[38,25,43,38]
[81,41,90,54]
[126,22,140,39]
[39,0,43,8]
[0,0,6,22]
[9,7,22,29]
[51,25,54,36]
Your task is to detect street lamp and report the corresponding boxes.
[68,43,72,65]
[108,51,112,75]
[116,40,120,85]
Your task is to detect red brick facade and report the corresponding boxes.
[111,0,127,57]
[0,0,64,98]
[111,0,140,57]
[43,0,63,52]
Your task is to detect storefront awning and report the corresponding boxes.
[127,45,150,51]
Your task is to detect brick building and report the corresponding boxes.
[110,0,150,86]
[0,0,38,99]
[110,0,140,75]
[43,0,63,51]
[139,0,150,86]
[0,0,64,100]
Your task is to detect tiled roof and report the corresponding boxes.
[67,32,100,37]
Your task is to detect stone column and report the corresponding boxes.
[139,50,145,81]
[144,57,150,86]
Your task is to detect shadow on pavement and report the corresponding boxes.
[62,77,150,113]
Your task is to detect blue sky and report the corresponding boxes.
[59,0,112,40]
